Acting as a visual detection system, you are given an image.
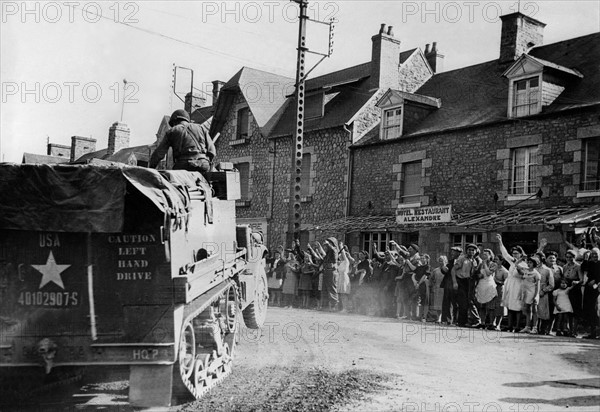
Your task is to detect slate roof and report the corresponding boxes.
[190,106,213,125]
[22,153,70,164]
[75,148,109,163]
[269,77,377,138]
[305,62,371,91]
[210,67,293,138]
[355,32,600,146]
[268,50,420,138]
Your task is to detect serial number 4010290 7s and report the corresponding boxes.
[17,291,79,307]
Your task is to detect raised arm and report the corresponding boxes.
[495,234,514,264]
[537,238,548,254]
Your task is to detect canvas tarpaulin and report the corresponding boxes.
[0,164,190,233]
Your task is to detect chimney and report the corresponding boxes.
[70,136,96,162]
[184,92,206,115]
[425,41,444,73]
[499,12,545,64]
[47,143,71,158]
[212,80,225,106]
[107,121,130,156]
[371,23,402,89]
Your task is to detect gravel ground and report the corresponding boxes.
[2,306,599,411]
[180,366,394,412]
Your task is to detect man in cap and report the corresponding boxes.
[441,246,462,324]
[149,109,216,174]
[452,243,482,327]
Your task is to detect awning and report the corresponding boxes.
[305,206,594,233]
[546,205,600,226]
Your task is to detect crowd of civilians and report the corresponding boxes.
[266,229,600,339]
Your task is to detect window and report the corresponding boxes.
[306,93,324,119]
[382,106,403,140]
[401,161,421,204]
[582,138,600,191]
[452,234,483,250]
[235,162,250,201]
[512,77,540,117]
[362,232,389,255]
[301,153,312,198]
[236,107,249,140]
[511,146,539,195]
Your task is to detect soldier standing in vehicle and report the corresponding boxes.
[149,109,216,174]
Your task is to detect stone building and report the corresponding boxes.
[313,12,600,257]
[211,24,440,249]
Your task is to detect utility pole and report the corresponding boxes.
[290,0,308,240]
[290,0,335,243]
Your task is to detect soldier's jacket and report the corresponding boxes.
[150,121,216,168]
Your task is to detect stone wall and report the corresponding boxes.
[350,107,600,216]
[70,136,96,162]
[397,52,433,93]
[271,126,351,248]
[213,92,273,221]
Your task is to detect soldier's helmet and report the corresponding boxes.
[168,109,190,127]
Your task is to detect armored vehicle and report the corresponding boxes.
[0,163,268,407]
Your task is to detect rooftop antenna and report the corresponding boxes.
[120,79,128,122]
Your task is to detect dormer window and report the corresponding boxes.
[512,76,541,117]
[503,54,583,119]
[306,93,324,119]
[382,106,403,140]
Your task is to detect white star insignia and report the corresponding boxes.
[31,251,70,290]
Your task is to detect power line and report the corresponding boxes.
[70,4,293,75]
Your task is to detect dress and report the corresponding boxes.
[267,259,284,290]
[491,265,508,316]
[553,288,573,314]
[520,268,541,305]
[563,261,583,314]
[537,265,555,320]
[581,260,600,323]
[322,249,339,306]
[281,261,299,295]
[337,258,352,294]
[475,270,497,304]
[429,267,445,311]
[298,264,314,292]
[502,263,526,311]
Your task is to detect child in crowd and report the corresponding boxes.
[412,254,431,322]
[517,255,541,334]
[492,255,508,330]
[394,254,407,319]
[475,249,498,329]
[427,255,446,322]
[281,251,300,308]
[553,279,578,336]
[299,252,316,309]
[267,249,285,307]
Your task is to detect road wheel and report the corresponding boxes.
[242,266,268,329]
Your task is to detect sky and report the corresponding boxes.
[1,0,599,163]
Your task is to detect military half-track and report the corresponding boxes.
[0,163,268,407]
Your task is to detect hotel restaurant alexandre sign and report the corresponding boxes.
[396,205,453,224]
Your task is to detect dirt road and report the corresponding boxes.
[4,307,599,411]
[185,307,600,412]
